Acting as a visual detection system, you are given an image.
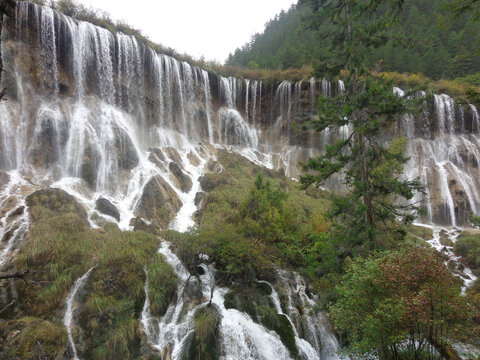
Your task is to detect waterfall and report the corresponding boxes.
[435,94,456,134]
[142,242,338,359]
[0,172,29,265]
[321,78,331,97]
[6,2,480,357]
[310,77,316,113]
[64,267,95,360]
[245,79,250,121]
[258,279,337,360]
[3,1,480,256]
[201,69,214,143]
[294,80,303,115]
[471,104,480,133]
[251,80,258,126]
[337,80,345,95]
[39,6,58,98]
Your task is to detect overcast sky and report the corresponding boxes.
[76,0,297,63]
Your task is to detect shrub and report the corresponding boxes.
[330,246,467,358]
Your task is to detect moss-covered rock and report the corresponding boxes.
[182,305,221,360]
[170,162,193,193]
[26,188,88,223]
[95,197,120,221]
[454,231,480,271]
[223,286,298,358]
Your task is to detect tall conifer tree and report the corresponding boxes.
[299,0,423,246]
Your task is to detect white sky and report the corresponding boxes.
[76,0,297,63]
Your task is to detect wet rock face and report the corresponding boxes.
[95,197,120,222]
[26,188,88,222]
[164,147,183,166]
[0,172,10,190]
[194,192,206,207]
[169,162,192,193]
[135,176,182,229]
[149,147,166,162]
[115,128,139,170]
[80,144,100,190]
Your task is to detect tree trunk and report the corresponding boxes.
[429,337,462,360]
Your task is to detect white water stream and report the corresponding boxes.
[64,267,95,360]
[141,242,340,360]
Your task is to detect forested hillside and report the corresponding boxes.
[227,0,480,80]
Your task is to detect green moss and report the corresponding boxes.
[275,314,298,358]
[192,306,220,360]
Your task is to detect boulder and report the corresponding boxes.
[7,206,25,220]
[187,151,201,166]
[135,176,182,229]
[199,173,232,192]
[194,192,206,207]
[95,197,120,222]
[169,162,192,193]
[129,217,158,234]
[164,147,183,166]
[149,147,167,162]
[26,188,88,223]
[206,160,223,174]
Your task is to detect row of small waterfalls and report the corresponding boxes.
[1,2,480,359]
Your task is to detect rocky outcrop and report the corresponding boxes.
[95,197,120,221]
[135,176,182,229]
[169,162,192,193]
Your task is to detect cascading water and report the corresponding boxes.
[404,93,480,226]
[258,279,338,360]
[9,2,478,229]
[142,242,338,360]
[64,267,95,360]
[471,103,480,133]
[3,2,480,357]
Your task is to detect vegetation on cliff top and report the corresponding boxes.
[227,0,480,80]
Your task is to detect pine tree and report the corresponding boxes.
[299,0,423,246]
[447,0,480,22]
